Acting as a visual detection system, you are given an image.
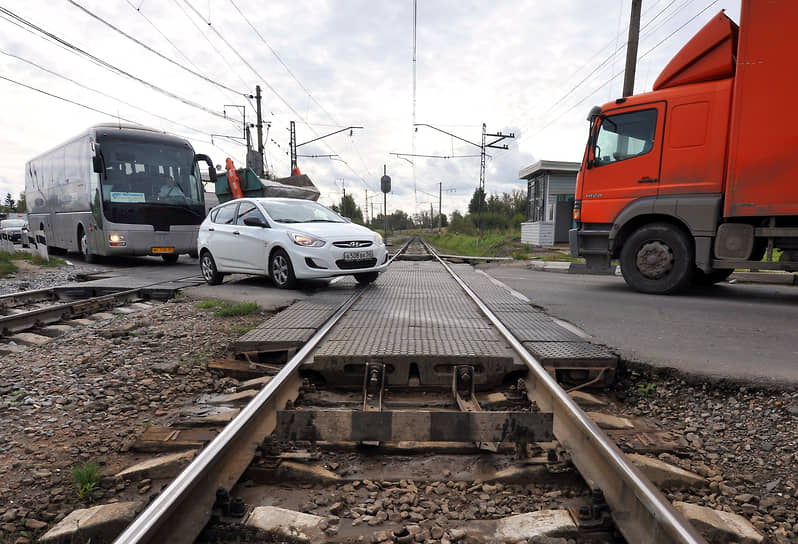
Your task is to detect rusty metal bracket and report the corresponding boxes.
[363,362,385,412]
[452,365,498,452]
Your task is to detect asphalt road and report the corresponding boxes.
[480,263,798,386]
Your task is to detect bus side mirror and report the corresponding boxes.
[92,143,104,174]
[195,154,216,185]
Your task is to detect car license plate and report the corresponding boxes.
[343,250,373,260]
[152,247,174,254]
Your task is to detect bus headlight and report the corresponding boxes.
[108,233,127,247]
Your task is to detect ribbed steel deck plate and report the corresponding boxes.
[315,337,511,358]
[522,341,617,365]
[257,307,336,329]
[494,311,586,342]
[317,261,507,358]
[235,327,316,344]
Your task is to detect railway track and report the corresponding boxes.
[0,276,200,347]
[83,236,710,544]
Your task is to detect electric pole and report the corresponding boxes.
[622,0,642,97]
[255,85,264,176]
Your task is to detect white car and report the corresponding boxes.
[197,197,389,288]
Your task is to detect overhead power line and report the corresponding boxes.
[180,0,375,191]
[0,73,139,123]
[0,47,226,139]
[228,0,338,126]
[0,6,230,122]
[66,0,247,97]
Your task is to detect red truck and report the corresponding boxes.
[570,1,798,293]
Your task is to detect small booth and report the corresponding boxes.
[519,160,579,247]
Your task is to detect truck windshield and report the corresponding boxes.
[98,137,203,206]
[594,109,657,166]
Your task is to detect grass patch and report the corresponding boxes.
[214,302,261,317]
[72,461,101,501]
[0,252,18,277]
[195,300,223,310]
[229,324,256,335]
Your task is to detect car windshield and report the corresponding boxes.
[1,220,25,228]
[260,200,345,224]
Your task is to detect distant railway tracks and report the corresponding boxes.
[101,237,708,544]
[0,277,196,346]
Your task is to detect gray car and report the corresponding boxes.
[0,219,29,247]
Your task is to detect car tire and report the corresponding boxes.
[200,251,224,285]
[78,227,96,264]
[354,272,379,285]
[692,267,733,286]
[270,249,296,289]
[162,254,179,265]
[620,223,693,294]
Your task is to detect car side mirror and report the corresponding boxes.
[243,217,269,228]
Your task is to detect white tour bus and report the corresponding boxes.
[25,124,215,263]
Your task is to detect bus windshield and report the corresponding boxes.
[98,137,203,206]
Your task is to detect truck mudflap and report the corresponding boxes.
[570,227,613,274]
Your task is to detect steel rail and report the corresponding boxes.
[0,287,147,335]
[113,287,367,544]
[421,238,707,544]
[0,274,203,335]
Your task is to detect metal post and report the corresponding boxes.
[622,0,642,97]
[255,86,264,175]
[438,182,442,233]
[289,121,297,174]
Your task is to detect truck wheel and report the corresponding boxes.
[692,268,733,286]
[620,223,693,294]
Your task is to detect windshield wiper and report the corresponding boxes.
[306,219,340,223]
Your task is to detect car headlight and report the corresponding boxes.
[374,233,383,245]
[289,232,325,247]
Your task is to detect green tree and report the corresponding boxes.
[16,192,26,213]
[3,193,15,210]
[335,193,363,224]
[467,187,487,215]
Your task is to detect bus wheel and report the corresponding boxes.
[78,227,96,264]
[162,254,179,265]
[620,223,693,294]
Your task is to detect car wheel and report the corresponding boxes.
[162,254,179,265]
[354,272,379,285]
[78,227,96,264]
[200,251,224,285]
[620,223,693,294]
[270,249,296,289]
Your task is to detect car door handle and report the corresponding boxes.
[233,231,240,235]
[208,228,214,231]
[637,177,658,184]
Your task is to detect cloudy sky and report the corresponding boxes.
[0,0,741,219]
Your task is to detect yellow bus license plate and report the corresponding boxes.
[152,247,174,254]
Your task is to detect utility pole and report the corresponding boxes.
[438,181,442,233]
[255,85,264,176]
[289,121,298,175]
[622,0,642,97]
